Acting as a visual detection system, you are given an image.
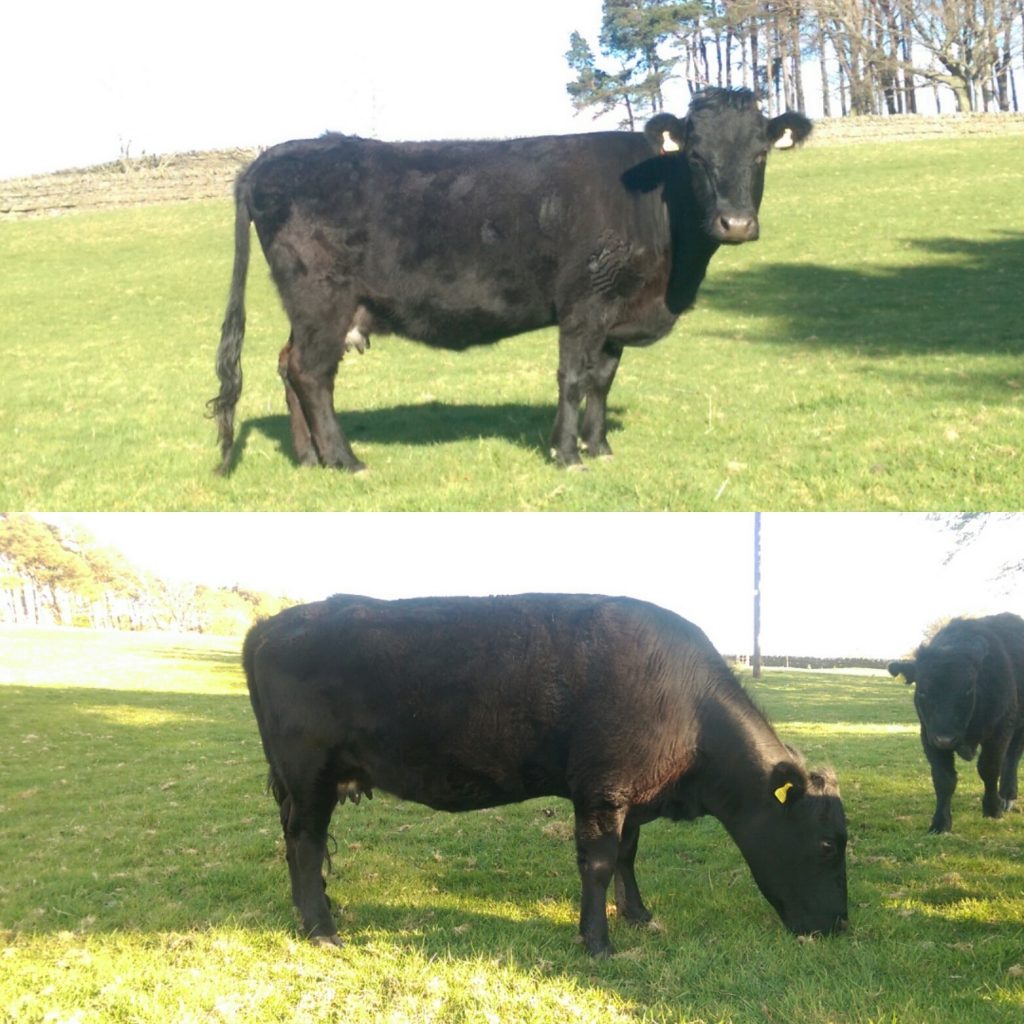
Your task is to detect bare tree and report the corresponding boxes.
[908,1,1020,111]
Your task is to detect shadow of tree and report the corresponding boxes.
[709,230,1024,362]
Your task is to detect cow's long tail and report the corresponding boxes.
[207,174,253,474]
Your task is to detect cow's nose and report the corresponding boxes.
[931,735,957,751]
[714,213,759,243]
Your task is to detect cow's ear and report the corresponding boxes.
[767,111,812,148]
[643,113,686,154]
[888,660,916,685]
[769,761,807,807]
[621,156,673,194]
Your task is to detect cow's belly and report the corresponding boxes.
[364,756,570,812]
[366,277,555,350]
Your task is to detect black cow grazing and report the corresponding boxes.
[888,613,1024,834]
[244,593,847,955]
[210,88,811,473]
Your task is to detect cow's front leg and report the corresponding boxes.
[978,738,1010,819]
[551,323,606,467]
[580,342,623,459]
[573,802,626,956]
[614,819,653,925]
[924,740,957,834]
[550,368,585,467]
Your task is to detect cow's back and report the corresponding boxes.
[244,593,729,811]
[930,613,1024,733]
[240,133,667,348]
[979,613,1024,715]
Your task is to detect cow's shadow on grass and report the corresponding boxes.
[234,402,623,468]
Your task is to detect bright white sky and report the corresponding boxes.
[5,1,962,182]
[3,0,651,180]
[52,513,1024,659]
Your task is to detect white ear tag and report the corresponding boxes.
[774,128,794,150]
[661,131,680,154]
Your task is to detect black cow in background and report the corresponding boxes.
[889,613,1024,834]
[244,593,848,955]
[210,88,811,473]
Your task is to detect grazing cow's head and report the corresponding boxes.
[624,87,812,245]
[888,636,987,755]
[727,760,849,937]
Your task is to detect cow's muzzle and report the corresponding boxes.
[797,915,849,939]
[712,211,759,244]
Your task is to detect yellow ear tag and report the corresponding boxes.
[774,781,794,805]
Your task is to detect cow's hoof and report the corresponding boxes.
[576,934,614,958]
[549,446,585,470]
[311,933,344,950]
[622,911,656,929]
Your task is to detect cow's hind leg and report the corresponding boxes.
[573,801,626,956]
[268,770,303,910]
[580,342,623,459]
[277,770,341,944]
[277,335,320,466]
[614,819,653,926]
[999,727,1024,811]
[284,323,366,473]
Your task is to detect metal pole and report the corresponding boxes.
[753,512,762,679]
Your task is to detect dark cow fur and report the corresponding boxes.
[889,613,1024,834]
[244,593,848,955]
[210,88,811,473]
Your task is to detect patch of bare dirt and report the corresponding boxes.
[0,149,258,220]
[2,112,1022,220]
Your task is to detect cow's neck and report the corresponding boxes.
[661,164,720,315]
[692,695,791,820]
[666,234,718,314]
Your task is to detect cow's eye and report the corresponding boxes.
[820,839,837,858]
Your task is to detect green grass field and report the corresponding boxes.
[2,134,1022,510]
[2,627,1022,1023]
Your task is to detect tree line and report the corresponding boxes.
[0,515,291,636]
[567,1,1024,126]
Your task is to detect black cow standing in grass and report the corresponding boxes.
[889,613,1024,834]
[243,593,848,955]
[210,88,811,473]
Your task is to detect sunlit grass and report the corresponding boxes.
[2,628,1023,1022]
